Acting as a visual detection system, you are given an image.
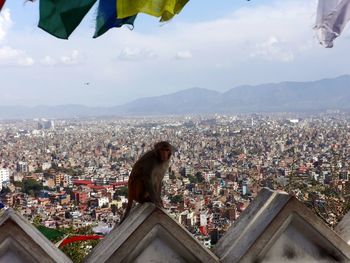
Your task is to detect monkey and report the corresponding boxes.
[119,141,172,224]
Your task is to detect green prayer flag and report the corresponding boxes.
[39,0,97,39]
[117,0,189,22]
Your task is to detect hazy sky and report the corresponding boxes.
[1,0,350,107]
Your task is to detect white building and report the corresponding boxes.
[0,168,10,184]
[98,196,109,207]
[42,162,52,171]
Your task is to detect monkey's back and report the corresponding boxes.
[128,151,159,203]
[130,151,159,180]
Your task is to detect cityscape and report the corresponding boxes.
[1,113,350,260]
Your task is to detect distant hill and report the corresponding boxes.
[118,75,350,114]
[1,75,350,119]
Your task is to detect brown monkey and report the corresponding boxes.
[119,141,172,224]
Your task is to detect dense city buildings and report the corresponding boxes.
[1,113,350,249]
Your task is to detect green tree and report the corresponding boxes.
[59,226,101,263]
[170,195,183,204]
[195,172,205,183]
[13,181,24,188]
[32,215,42,226]
[0,187,11,195]
[188,175,198,184]
[169,171,176,180]
[114,186,128,199]
[61,240,99,263]
[111,204,118,215]
[23,179,42,197]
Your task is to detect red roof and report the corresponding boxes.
[89,185,106,190]
[111,181,128,187]
[73,180,94,185]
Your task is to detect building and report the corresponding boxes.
[16,162,29,173]
[0,168,10,191]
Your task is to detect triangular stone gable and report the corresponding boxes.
[335,211,350,245]
[0,208,72,263]
[214,188,350,263]
[84,203,219,263]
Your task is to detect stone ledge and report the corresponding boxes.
[0,208,72,263]
[84,203,219,263]
[214,188,350,263]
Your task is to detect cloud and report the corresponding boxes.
[108,1,317,66]
[0,9,34,66]
[40,50,83,66]
[60,50,81,65]
[18,57,34,66]
[168,0,318,65]
[118,47,157,61]
[0,9,12,42]
[40,56,57,66]
[0,46,34,66]
[175,51,192,60]
[250,36,294,62]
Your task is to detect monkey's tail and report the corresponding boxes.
[119,200,133,225]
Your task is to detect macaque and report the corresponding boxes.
[120,141,172,224]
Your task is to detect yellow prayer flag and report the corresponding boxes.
[117,0,189,22]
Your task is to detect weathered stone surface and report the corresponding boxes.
[335,211,350,245]
[0,208,72,263]
[84,203,219,263]
[214,188,350,263]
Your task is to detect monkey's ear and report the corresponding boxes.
[154,142,161,149]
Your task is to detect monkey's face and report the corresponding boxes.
[154,141,172,162]
[159,147,171,162]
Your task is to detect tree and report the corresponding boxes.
[0,187,11,195]
[23,179,42,197]
[32,215,42,226]
[188,175,198,184]
[13,181,24,188]
[170,194,183,204]
[111,204,117,215]
[113,186,128,199]
[169,171,176,180]
[58,225,101,262]
[195,172,205,183]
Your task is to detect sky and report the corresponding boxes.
[1,0,350,107]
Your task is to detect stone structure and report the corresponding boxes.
[335,211,350,245]
[1,188,350,262]
[214,188,350,263]
[84,203,219,263]
[0,208,72,263]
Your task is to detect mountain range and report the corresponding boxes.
[1,75,350,119]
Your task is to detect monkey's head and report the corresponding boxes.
[154,141,172,162]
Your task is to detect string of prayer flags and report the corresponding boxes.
[0,0,5,12]
[94,0,137,38]
[36,0,189,39]
[38,0,97,39]
[117,0,189,22]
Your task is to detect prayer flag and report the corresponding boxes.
[315,0,350,47]
[94,0,137,38]
[0,0,5,11]
[117,0,189,22]
[38,0,97,39]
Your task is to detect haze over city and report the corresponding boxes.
[1,0,350,107]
